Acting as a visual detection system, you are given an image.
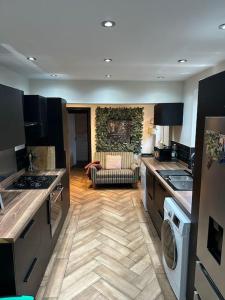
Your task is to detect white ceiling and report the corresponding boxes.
[0,0,225,81]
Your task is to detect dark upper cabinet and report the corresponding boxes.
[154,103,184,125]
[0,84,25,150]
[23,95,47,144]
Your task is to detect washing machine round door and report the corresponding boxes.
[162,219,177,270]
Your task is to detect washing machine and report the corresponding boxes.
[162,197,191,300]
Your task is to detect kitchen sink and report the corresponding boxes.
[168,175,193,182]
[157,169,193,191]
[168,180,193,191]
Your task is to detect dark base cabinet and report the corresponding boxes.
[14,201,51,296]
[0,173,70,297]
[146,168,170,238]
[0,200,51,297]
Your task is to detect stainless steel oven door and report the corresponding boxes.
[50,184,63,238]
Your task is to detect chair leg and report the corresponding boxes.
[132,182,138,189]
[92,182,96,189]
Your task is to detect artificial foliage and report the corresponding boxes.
[95,107,144,153]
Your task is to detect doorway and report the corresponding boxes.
[67,107,91,168]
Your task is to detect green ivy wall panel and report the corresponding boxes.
[95,107,144,154]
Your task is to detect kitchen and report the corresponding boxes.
[0,1,225,299]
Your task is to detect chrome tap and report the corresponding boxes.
[28,151,34,172]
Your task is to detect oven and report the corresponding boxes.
[50,183,63,238]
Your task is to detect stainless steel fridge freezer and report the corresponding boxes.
[195,117,225,300]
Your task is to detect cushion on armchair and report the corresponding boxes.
[105,155,122,169]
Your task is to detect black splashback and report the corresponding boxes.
[171,141,195,167]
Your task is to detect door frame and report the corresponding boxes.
[67,107,92,164]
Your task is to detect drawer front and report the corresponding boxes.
[155,180,168,219]
[195,262,221,300]
[147,193,162,238]
[14,214,41,271]
[146,169,154,200]
[16,256,43,296]
[14,204,43,295]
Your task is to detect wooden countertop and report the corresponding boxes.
[0,169,66,243]
[141,157,192,216]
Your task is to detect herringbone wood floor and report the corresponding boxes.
[36,168,176,300]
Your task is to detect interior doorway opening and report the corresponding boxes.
[67,107,91,168]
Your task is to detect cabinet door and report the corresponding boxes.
[0,84,25,150]
[146,169,154,201]
[155,180,168,220]
[14,210,42,295]
[14,200,51,296]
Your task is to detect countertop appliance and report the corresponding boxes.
[140,162,147,211]
[157,169,193,191]
[154,146,172,162]
[162,197,191,300]
[6,175,57,190]
[195,117,225,300]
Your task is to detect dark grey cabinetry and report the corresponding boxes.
[14,200,51,296]
[23,95,48,144]
[154,103,184,126]
[146,168,170,238]
[0,200,51,296]
[0,84,25,150]
[0,172,69,297]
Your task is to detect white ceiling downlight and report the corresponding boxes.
[27,56,37,61]
[157,75,165,79]
[101,20,116,28]
[218,23,225,30]
[50,74,57,77]
[178,59,187,63]
[104,58,112,62]
[105,74,112,78]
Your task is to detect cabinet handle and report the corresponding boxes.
[23,257,38,283]
[20,219,35,239]
[47,200,51,225]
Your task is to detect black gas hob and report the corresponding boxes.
[7,175,57,190]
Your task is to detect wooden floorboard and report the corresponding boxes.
[36,167,176,300]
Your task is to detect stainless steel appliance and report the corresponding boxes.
[162,197,191,300]
[154,146,172,161]
[195,117,225,300]
[50,183,63,237]
[157,169,193,191]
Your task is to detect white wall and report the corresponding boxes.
[0,65,29,93]
[67,104,156,159]
[29,79,183,104]
[173,60,225,147]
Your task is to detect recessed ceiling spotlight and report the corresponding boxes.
[101,20,116,28]
[105,74,112,78]
[50,74,58,77]
[218,23,225,30]
[178,59,188,63]
[27,56,37,61]
[104,58,112,63]
[157,75,165,79]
